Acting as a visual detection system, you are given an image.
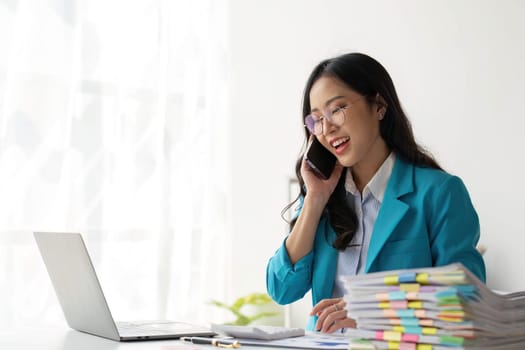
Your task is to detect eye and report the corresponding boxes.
[331,105,347,115]
[311,114,323,122]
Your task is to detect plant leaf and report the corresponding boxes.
[209,293,280,326]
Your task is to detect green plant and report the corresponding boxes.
[210,292,280,325]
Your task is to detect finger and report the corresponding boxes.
[346,318,357,329]
[310,300,327,316]
[317,301,349,333]
[319,310,347,333]
[322,309,355,334]
[310,299,330,316]
[301,157,319,179]
[325,317,356,333]
[316,306,347,332]
[314,308,329,331]
[311,298,346,331]
[334,300,347,313]
[313,299,345,317]
[314,305,336,331]
[310,298,341,316]
[325,319,341,334]
[303,135,315,160]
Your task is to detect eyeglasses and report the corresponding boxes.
[304,97,363,135]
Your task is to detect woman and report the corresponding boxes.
[266,53,485,333]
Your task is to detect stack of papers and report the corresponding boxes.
[341,263,525,349]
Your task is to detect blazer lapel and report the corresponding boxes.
[365,157,414,272]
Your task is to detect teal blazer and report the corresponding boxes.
[266,157,485,330]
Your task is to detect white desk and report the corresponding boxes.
[0,328,273,350]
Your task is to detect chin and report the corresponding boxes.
[338,158,354,168]
[338,152,360,167]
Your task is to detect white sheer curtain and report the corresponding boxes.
[0,0,231,328]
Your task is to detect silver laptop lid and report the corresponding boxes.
[34,232,120,341]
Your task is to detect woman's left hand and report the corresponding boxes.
[310,298,356,333]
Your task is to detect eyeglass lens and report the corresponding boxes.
[305,108,345,135]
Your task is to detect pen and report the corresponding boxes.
[180,336,241,348]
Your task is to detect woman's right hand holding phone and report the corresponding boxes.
[301,157,343,208]
[284,148,343,264]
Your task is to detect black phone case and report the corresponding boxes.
[305,138,336,180]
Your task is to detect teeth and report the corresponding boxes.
[331,137,350,148]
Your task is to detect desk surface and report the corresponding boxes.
[0,328,277,350]
[0,327,352,350]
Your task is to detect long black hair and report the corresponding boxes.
[283,52,442,250]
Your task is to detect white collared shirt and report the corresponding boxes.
[331,152,396,298]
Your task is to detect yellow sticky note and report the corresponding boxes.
[392,326,404,332]
[408,301,423,309]
[400,283,420,292]
[379,301,391,309]
[384,275,399,285]
[417,345,433,350]
[383,331,401,342]
[387,341,400,349]
[422,327,437,335]
[416,273,429,284]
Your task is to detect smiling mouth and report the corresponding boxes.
[330,137,350,150]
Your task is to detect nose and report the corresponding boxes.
[322,117,337,135]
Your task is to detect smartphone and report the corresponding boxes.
[305,137,336,180]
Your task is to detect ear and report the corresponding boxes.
[375,93,388,119]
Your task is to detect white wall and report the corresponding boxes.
[229,0,525,314]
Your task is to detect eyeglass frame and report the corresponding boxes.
[304,96,365,136]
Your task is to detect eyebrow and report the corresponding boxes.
[310,95,346,113]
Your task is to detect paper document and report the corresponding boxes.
[233,333,349,349]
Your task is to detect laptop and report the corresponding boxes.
[34,231,216,341]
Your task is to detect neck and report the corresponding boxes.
[352,141,390,193]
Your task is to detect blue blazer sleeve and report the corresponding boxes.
[266,196,315,305]
[266,239,314,305]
